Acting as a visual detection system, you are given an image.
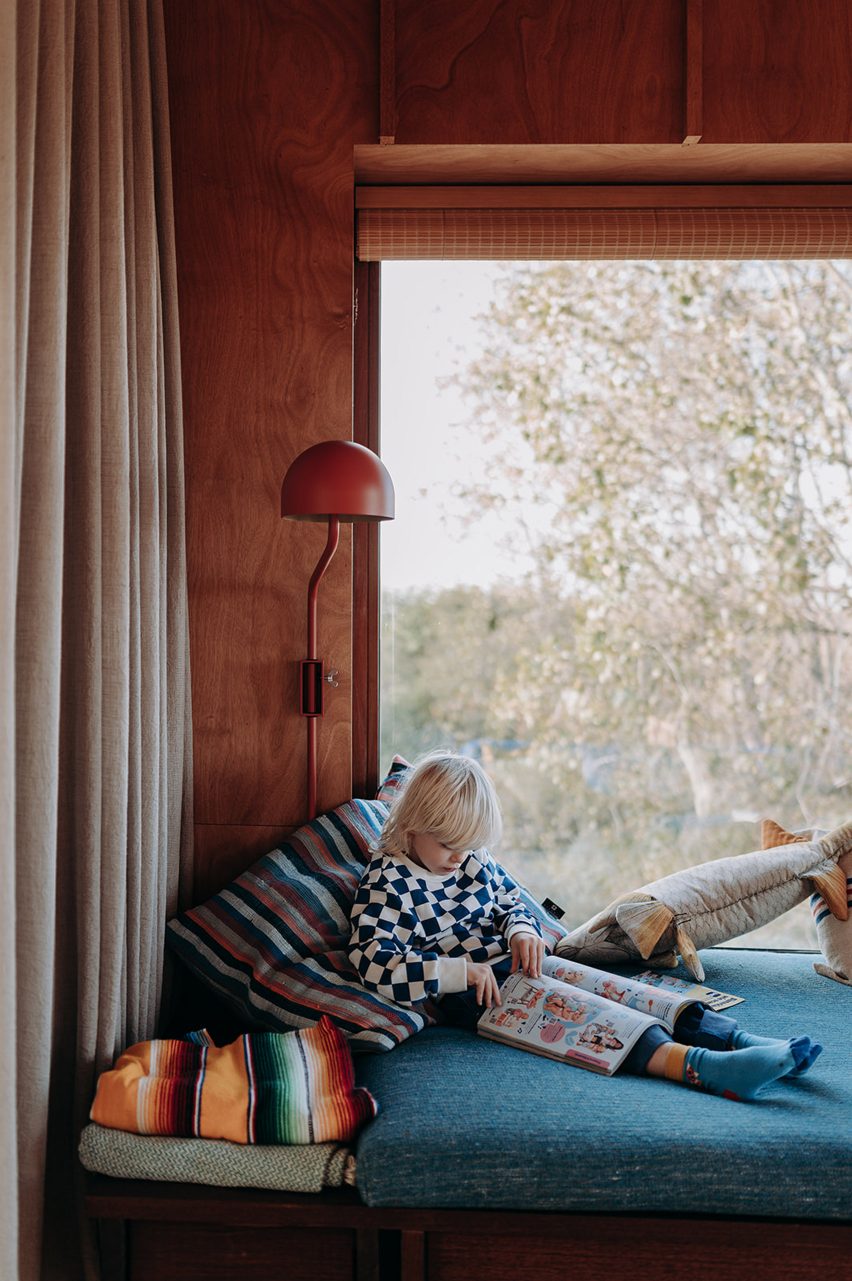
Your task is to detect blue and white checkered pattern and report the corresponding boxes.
[349,849,542,1005]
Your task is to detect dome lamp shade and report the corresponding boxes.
[281,440,394,522]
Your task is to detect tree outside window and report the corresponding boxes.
[381,260,852,948]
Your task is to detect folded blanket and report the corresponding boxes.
[78,1123,356,1191]
[90,1015,377,1144]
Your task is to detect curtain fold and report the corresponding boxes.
[3,3,193,1278]
[1,2,18,1281]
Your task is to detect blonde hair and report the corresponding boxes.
[378,751,502,859]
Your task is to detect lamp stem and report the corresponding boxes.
[305,516,340,819]
[307,718,318,823]
[307,517,340,660]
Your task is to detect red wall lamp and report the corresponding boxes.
[281,440,395,820]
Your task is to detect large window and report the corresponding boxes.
[379,258,852,949]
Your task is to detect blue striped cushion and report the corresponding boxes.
[166,800,437,1052]
[375,754,410,802]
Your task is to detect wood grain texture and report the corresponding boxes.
[191,824,298,902]
[703,0,852,142]
[354,142,852,184]
[166,0,852,897]
[163,1,377,865]
[394,0,685,144]
[380,0,396,142]
[401,1231,426,1281]
[352,261,382,801]
[425,1224,852,1281]
[683,0,703,143]
[85,1182,852,1281]
[356,184,852,209]
[87,1177,366,1224]
[86,1181,852,1240]
[128,1221,355,1281]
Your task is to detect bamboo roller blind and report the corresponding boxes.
[357,207,852,261]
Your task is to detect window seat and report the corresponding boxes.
[354,948,851,1218]
[85,948,852,1281]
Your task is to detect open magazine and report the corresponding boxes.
[476,956,740,1075]
[629,969,744,1013]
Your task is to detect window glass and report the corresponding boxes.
[380,260,852,949]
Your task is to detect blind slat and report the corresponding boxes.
[357,208,852,260]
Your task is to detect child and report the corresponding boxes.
[349,751,822,1101]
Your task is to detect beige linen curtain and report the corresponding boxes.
[1,3,193,1279]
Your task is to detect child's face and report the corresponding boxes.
[408,832,465,877]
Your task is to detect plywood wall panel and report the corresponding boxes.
[192,824,298,902]
[702,0,852,142]
[165,0,852,900]
[164,0,377,873]
[393,0,685,144]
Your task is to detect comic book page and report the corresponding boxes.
[629,969,744,1011]
[476,969,665,1075]
[540,956,702,1031]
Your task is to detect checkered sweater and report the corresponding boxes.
[349,848,541,1006]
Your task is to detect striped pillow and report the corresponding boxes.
[90,1016,377,1144]
[375,754,411,802]
[166,799,437,1053]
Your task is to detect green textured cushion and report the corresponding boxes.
[79,1123,355,1192]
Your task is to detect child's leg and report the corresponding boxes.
[727,1027,822,1074]
[672,1004,738,1051]
[438,958,513,1031]
[674,1005,821,1076]
[621,1024,672,1075]
[644,1037,810,1101]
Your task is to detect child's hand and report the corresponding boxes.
[467,962,502,1008]
[510,933,546,979]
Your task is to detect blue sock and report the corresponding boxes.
[728,1029,822,1076]
[682,1042,803,1100]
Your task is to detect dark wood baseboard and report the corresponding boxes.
[85,1176,852,1281]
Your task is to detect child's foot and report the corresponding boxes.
[681,1041,809,1100]
[728,1029,822,1076]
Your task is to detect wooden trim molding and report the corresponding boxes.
[379,0,396,144]
[353,144,852,186]
[86,1178,852,1281]
[356,184,852,209]
[352,260,381,799]
[683,0,704,145]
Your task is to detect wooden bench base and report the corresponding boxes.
[85,1176,852,1281]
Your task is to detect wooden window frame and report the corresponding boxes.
[352,259,382,799]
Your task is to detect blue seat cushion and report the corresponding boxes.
[354,949,851,1218]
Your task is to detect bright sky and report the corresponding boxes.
[380,261,532,591]
[379,258,852,593]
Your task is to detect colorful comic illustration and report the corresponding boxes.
[545,963,586,987]
[577,1022,626,1056]
[543,988,591,1025]
[491,1005,530,1031]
